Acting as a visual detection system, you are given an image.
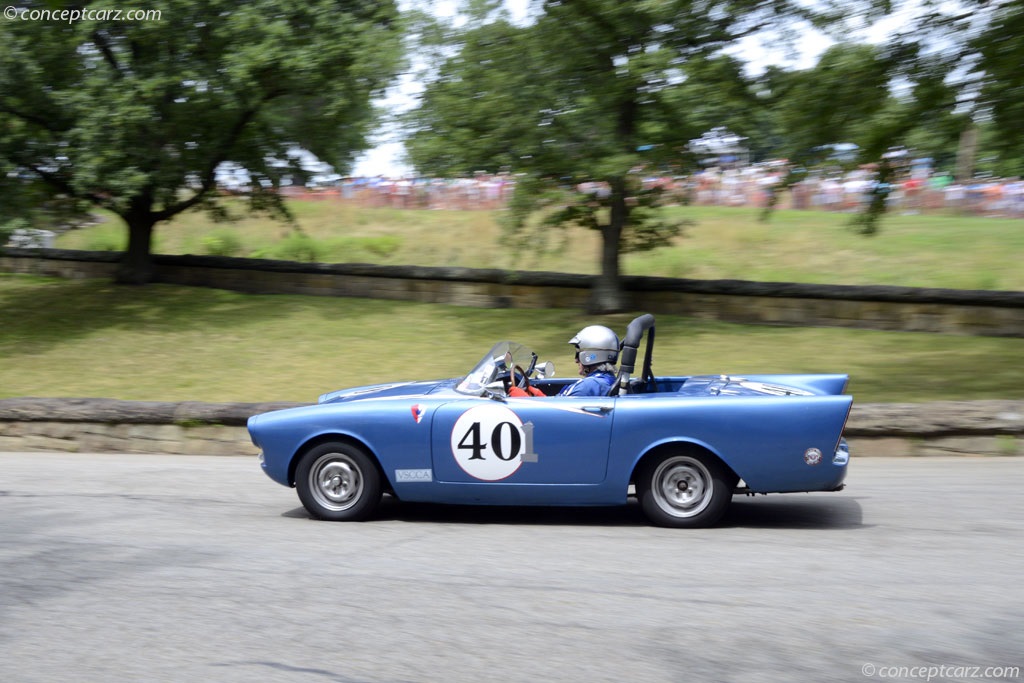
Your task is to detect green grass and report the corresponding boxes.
[630,206,1024,290]
[19,202,1024,402]
[55,201,1024,291]
[2,273,1022,404]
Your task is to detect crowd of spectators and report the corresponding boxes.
[281,166,1024,218]
[280,173,515,210]
[674,165,1024,218]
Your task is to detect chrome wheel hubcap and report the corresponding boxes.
[652,456,713,518]
[309,453,363,511]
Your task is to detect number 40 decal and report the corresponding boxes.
[450,404,536,481]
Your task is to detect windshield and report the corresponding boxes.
[456,341,537,396]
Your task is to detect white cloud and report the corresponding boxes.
[352,142,412,178]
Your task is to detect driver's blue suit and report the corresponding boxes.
[557,370,616,397]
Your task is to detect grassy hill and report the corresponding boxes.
[2,274,1022,403]
[4,201,1021,403]
[53,201,1024,291]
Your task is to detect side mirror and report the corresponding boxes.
[535,361,555,379]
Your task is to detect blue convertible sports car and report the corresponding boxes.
[248,314,853,528]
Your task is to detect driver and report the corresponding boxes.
[557,325,619,397]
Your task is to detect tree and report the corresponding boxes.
[404,0,849,312]
[800,0,1024,226]
[0,0,402,283]
[958,0,1024,177]
[745,0,1015,232]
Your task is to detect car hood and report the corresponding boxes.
[318,379,457,404]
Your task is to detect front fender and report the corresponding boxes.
[249,400,444,489]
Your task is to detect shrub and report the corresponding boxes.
[272,232,324,263]
[361,235,401,257]
[0,219,31,247]
[200,229,243,257]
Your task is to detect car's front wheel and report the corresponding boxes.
[638,451,735,528]
[295,442,382,521]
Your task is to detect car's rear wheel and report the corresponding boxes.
[295,442,382,521]
[638,451,735,528]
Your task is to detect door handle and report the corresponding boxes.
[582,405,613,414]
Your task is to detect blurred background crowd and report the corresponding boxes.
[279,165,1024,219]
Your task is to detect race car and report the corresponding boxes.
[248,314,853,528]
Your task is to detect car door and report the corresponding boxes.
[430,396,615,484]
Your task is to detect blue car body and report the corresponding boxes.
[249,316,852,526]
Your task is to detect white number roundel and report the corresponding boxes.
[450,404,525,481]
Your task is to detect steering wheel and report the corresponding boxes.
[501,365,530,394]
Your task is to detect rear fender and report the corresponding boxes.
[612,394,852,493]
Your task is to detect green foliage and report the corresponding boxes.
[915,0,1024,175]
[406,0,840,311]
[0,162,94,233]
[770,44,894,163]
[260,231,325,263]
[0,0,404,282]
[813,0,1024,184]
[200,230,244,257]
[656,54,765,164]
[349,235,402,258]
[251,233,402,263]
[504,178,691,261]
[621,205,692,253]
[849,160,895,236]
[404,17,539,176]
[0,218,30,247]
[408,1,1024,248]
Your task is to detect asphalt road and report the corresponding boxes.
[1,453,1021,683]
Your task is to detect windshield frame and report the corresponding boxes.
[455,341,537,396]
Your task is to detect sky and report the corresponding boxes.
[351,0,534,177]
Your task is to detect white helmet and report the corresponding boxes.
[569,325,619,366]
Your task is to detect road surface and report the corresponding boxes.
[1,453,1021,683]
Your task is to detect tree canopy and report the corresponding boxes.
[5,0,1022,302]
[0,0,402,282]
[404,0,873,311]
[404,0,1024,309]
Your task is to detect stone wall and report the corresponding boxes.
[0,399,297,456]
[847,400,1024,457]
[3,248,1023,336]
[0,398,1020,457]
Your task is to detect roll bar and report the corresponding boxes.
[613,314,655,395]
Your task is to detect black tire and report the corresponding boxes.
[294,442,382,521]
[637,451,736,528]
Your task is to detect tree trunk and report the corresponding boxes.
[956,125,978,183]
[115,214,157,285]
[588,176,629,314]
